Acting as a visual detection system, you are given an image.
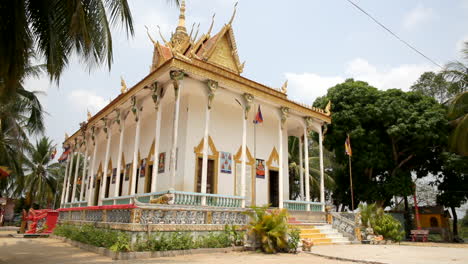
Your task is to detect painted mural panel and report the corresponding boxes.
[220,152,232,174]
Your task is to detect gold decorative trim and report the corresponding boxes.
[233,146,256,205]
[266,147,279,170]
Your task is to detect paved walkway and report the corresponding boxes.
[311,244,468,264]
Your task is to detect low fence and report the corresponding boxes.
[328,211,361,241]
[283,200,325,212]
[58,204,249,227]
[64,190,245,208]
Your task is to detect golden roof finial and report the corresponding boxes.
[207,13,216,36]
[177,0,187,32]
[87,109,92,121]
[324,101,331,116]
[157,25,169,46]
[228,2,238,25]
[120,76,128,94]
[65,132,69,140]
[145,25,156,45]
[281,80,288,94]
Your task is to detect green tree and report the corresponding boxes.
[22,137,62,208]
[410,72,461,103]
[435,152,468,240]
[313,79,447,209]
[288,135,336,201]
[447,92,468,156]
[0,0,136,100]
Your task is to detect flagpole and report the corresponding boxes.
[349,154,355,211]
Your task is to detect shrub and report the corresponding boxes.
[359,204,405,242]
[287,227,301,253]
[245,205,289,253]
[53,224,129,251]
[224,225,245,246]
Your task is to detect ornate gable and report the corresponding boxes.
[201,25,244,75]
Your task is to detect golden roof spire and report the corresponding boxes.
[176,0,187,34]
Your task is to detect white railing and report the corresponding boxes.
[62,201,88,208]
[100,190,245,208]
[283,200,325,212]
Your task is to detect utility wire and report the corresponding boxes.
[345,0,443,69]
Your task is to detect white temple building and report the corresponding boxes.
[60,1,331,212]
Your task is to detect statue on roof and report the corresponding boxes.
[281,80,288,94]
[87,109,92,121]
[120,76,128,94]
[324,101,331,116]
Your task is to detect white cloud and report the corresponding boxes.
[285,72,344,103]
[403,4,435,30]
[285,58,435,103]
[68,90,108,114]
[345,58,435,90]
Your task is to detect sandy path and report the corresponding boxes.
[0,235,352,264]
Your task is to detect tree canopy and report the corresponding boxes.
[313,79,447,208]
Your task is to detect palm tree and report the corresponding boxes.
[447,92,468,156]
[22,137,61,208]
[288,133,337,201]
[443,42,468,156]
[0,0,137,100]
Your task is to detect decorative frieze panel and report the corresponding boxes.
[85,210,103,222]
[106,209,132,223]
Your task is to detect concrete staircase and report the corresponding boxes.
[288,214,351,245]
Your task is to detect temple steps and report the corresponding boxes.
[288,217,351,245]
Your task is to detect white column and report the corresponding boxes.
[87,139,98,206]
[60,155,71,205]
[304,127,310,211]
[64,151,75,204]
[319,125,325,212]
[79,142,88,202]
[299,136,304,200]
[114,118,125,197]
[130,116,141,195]
[201,106,210,205]
[71,151,81,202]
[100,125,112,203]
[240,115,247,208]
[278,118,284,209]
[170,71,184,189]
[151,105,161,192]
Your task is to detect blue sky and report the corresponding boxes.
[27,0,468,148]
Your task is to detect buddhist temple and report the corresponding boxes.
[59,0,331,212]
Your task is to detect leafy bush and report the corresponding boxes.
[224,225,245,246]
[359,204,405,242]
[245,205,289,253]
[54,224,129,250]
[287,227,301,253]
[110,233,131,252]
[55,224,242,252]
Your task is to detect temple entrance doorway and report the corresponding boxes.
[196,158,215,194]
[145,165,153,193]
[269,170,279,207]
[94,178,101,206]
[118,173,124,196]
[104,175,111,198]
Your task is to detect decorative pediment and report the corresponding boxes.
[266,147,279,169]
[201,25,244,74]
[194,135,219,156]
[234,146,255,165]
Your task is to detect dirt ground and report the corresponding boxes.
[0,236,353,264]
[2,234,468,264]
